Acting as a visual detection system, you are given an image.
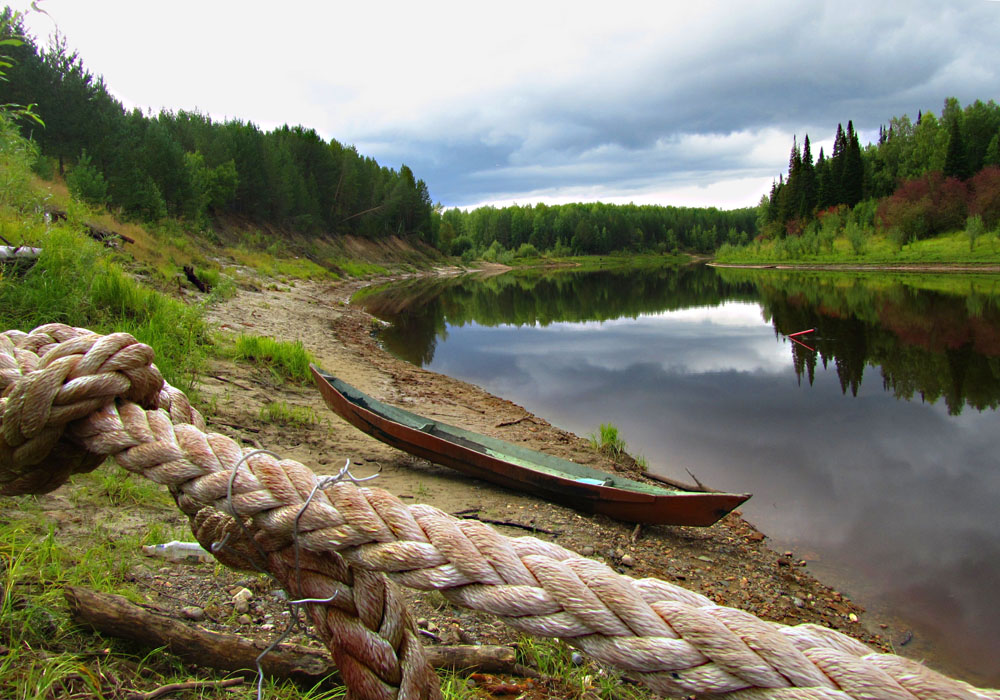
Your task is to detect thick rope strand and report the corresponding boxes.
[2,325,998,700]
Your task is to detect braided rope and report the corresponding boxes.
[1,324,998,700]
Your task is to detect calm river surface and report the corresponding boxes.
[356,264,1000,686]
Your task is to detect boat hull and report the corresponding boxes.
[311,366,749,526]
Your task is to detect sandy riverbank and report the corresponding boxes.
[196,273,903,659]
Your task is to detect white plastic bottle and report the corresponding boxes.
[141,541,214,564]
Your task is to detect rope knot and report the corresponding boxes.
[0,323,200,496]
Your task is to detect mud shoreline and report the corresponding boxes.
[197,272,920,663]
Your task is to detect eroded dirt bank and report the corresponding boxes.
[197,273,900,659]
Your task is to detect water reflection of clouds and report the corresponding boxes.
[467,302,791,375]
[427,303,1000,683]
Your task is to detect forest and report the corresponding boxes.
[4,7,1000,263]
[0,10,758,259]
[0,8,436,243]
[437,201,758,259]
[744,98,1000,256]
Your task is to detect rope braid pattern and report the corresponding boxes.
[2,325,998,700]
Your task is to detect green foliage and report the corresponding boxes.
[0,221,205,389]
[259,400,319,425]
[514,242,540,258]
[232,334,313,383]
[967,215,985,251]
[450,201,756,258]
[845,220,867,256]
[66,151,108,206]
[0,18,436,240]
[588,422,627,460]
[0,111,38,208]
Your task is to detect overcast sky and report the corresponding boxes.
[12,0,1000,209]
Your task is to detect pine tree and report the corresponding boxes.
[944,117,970,180]
[816,147,831,209]
[829,124,847,205]
[843,121,864,206]
[800,135,818,216]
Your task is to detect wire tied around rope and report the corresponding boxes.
[2,323,998,700]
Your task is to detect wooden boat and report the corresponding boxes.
[312,366,750,526]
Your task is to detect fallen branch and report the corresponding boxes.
[127,677,243,700]
[209,374,256,392]
[645,470,719,493]
[685,468,709,491]
[495,416,536,428]
[65,586,523,681]
[183,265,210,293]
[457,514,560,535]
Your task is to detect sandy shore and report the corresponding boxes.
[193,272,908,660]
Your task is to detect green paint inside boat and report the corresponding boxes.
[311,364,750,526]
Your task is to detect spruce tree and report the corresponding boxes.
[800,135,818,217]
[944,117,970,180]
[830,124,847,205]
[815,147,831,209]
[843,121,864,206]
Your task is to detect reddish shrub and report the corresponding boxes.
[877,172,968,242]
[970,166,1000,230]
[784,218,805,237]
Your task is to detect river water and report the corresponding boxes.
[356,264,1000,686]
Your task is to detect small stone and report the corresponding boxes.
[238,614,252,625]
[465,678,477,688]
[620,554,636,567]
[848,613,859,623]
[792,596,805,608]
[416,618,429,629]
[232,587,253,614]
[181,606,205,621]
[696,555,714,563]
[579,545,595,557]
[570,652,584,666]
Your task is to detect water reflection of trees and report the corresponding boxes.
[720,269,1000,414]
[358,265,759,365]
[360,266,1000,415]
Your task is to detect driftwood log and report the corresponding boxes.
[42,206,135,246]
[64,586,525,682]
[0,246,41,261]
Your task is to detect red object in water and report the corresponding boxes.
[789,336,816,352]
[788,328,815,338]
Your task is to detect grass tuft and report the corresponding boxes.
[588,422,627,460]
[232,334,314,383]
[259,400,319,426]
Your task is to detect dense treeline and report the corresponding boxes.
[716,268,1000,414]
[359,265,760,365]
[439,201,757,259]
[0,9,436,242]
[761,97,1000,245]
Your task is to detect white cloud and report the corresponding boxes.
[13,0,1000,207]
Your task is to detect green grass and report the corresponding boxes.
[0,468,356,699]
[259,400,320,425]
[716,226,1000,266]
[0,224,207,392]
[515,635,653,699]
[232,334,314,383]
[227,246,338,281]
[588,422,627,460]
